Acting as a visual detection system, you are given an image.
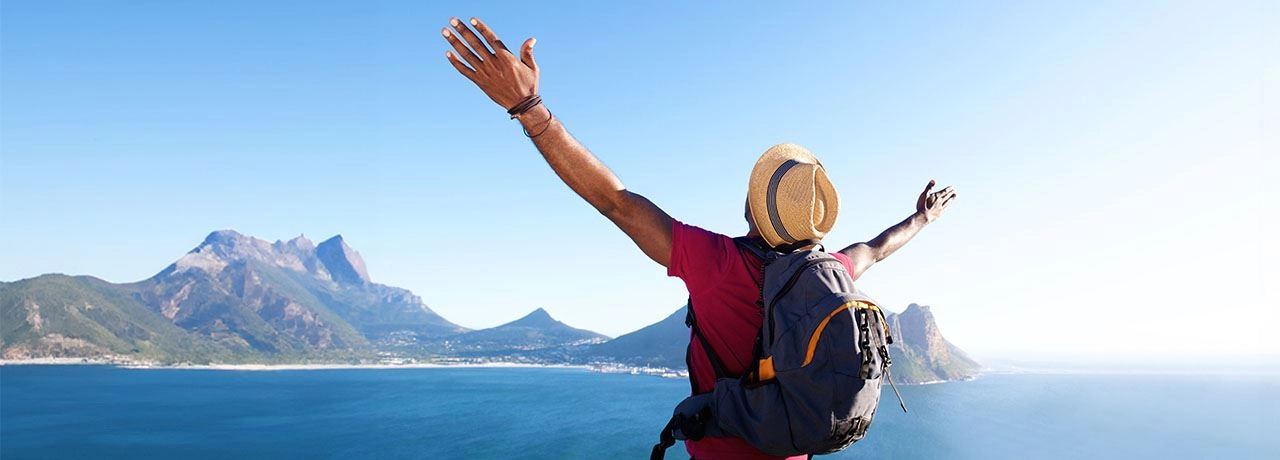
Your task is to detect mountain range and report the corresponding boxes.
[0,230,979,383]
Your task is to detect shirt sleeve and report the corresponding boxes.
[830,251,858,280]
[667,220,735,295]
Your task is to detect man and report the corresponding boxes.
[442,17,956,460]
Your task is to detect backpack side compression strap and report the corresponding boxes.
[650,418,678,460]
[651,396,714,460]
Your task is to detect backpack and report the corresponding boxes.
[650,237,906,459]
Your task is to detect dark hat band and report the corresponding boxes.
[765,159,800,243]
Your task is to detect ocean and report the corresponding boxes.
[1,365,1276,459]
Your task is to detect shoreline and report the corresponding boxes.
[0,357,132,366]
[1,359,1004,383]
[131,362,593,371]
[0,358,589,372]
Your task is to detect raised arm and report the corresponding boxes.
[441,17,674,267]
[839,180,956,280]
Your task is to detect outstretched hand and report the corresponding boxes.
[441,17,539,112]
[916,180,957,223]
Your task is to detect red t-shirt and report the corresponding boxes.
[667,220,857,460]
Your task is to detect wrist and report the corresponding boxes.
[912,210,932,224]
[517,103,551,128]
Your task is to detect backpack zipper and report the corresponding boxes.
[767,256,841,339]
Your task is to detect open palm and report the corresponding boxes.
[916,180,957,223]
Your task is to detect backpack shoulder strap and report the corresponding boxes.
[732,236,771,261]
[685,300,729,388]
[733,236,822,258]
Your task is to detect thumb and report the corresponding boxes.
[521,38,538,71]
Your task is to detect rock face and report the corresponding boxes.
[884,303,981,383]
[315,235,370,286]
[1,231,467,363]
[151,231,467,345]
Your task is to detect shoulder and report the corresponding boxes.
[670,220,735,256]
[828,251,858,280]
[668,220,740,287]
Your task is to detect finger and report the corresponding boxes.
[921,179,936,198]
[442,27,483,69]
[451,17,494,58]
[446,50,476,79]
[468,17,509,54]
[940,193,957,208]
[520,37,538,72]
[919,179,935,200]
[938,186,954,196]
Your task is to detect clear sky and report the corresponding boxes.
[2,1,1275,359]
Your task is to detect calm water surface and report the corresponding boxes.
[2,366,1276,459]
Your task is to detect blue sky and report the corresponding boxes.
[2,1,1275,359]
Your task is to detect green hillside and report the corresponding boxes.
[1,275,235,363]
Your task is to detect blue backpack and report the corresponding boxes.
[651,238,906,459]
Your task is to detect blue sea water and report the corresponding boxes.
[1,366,1277,459]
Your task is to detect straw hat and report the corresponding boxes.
[746,143,840,248]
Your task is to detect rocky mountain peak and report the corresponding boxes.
[161,230,329,280]
[509,307,557,328]
[202,229,248,247]
[895,303,943,352]
[449,307,608,353]
[282,235,315,252]
[316,235,370,285]
[162,230,260,277]
[194,229,274,258]
[884,302,979,382]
